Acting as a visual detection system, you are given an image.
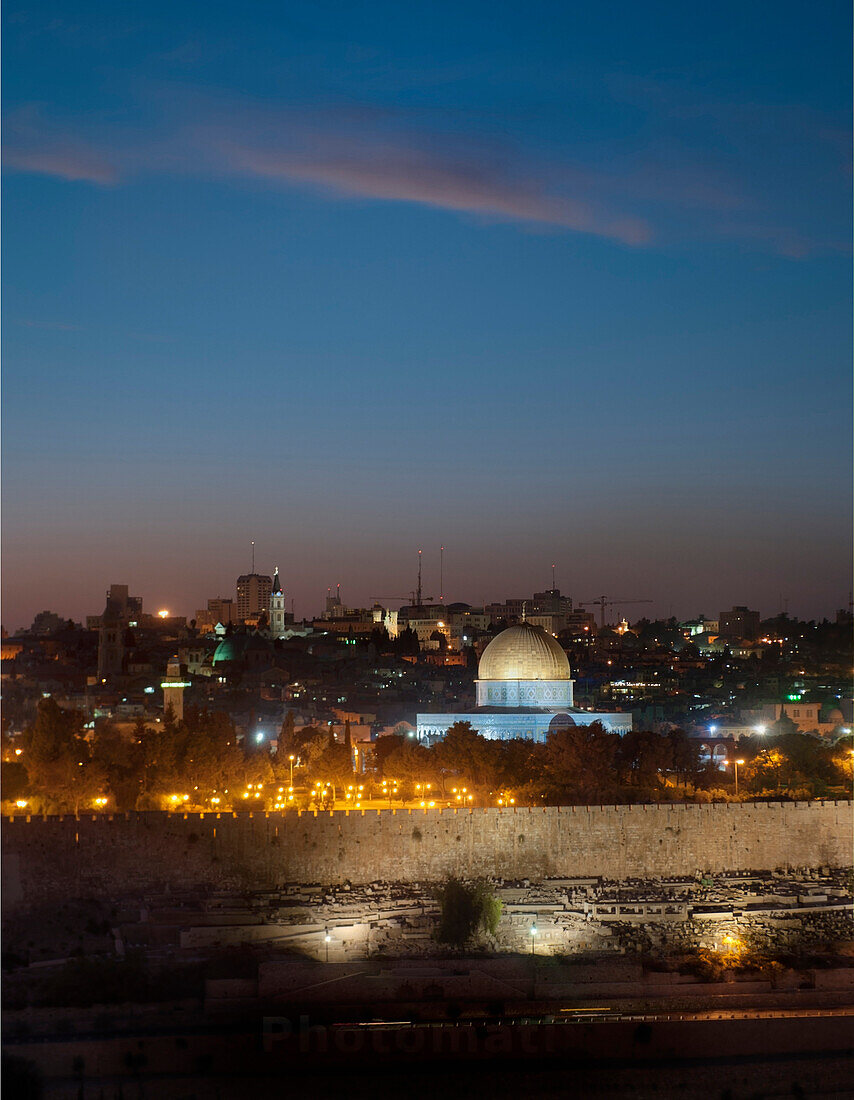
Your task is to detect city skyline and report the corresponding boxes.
[2,7,851,1093]
[2,1,851,633]
[2,541,849,634]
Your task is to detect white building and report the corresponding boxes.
[269,567,289,639]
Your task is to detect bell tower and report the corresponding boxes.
[269,567,287,639]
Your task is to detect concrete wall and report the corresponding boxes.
[2,802,851,910]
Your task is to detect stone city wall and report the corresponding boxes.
[2,801,851,911]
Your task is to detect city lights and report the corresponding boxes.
[1,6,850,1075]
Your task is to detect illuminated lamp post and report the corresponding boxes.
[288,754,295,786]
[723,758,745,796]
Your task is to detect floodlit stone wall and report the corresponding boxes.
[2,802,851,910]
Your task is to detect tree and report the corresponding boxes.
[279,710,296,754]
[91,722,144,811]
[742,748,785,794]
[374,733,405,774]
[1,760,29,803]
[541,722,620,804]
[617,730,671,789]
[434,878,503,948]
[140,708,244,806]
[394,626,420,657]
[368,626,391,652]
[383,740,432,797]
[306,734,352,799]
[666,728,701,788]
[433,722,483,790]
[21,698,102,813]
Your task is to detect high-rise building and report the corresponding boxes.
[718,606,761,641]
[195,598,237,630]
[485,589,580,633]
[236,573,272,622]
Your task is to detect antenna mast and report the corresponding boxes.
[552,562,556,591]
[251,540,255,573]
[440,546,444,603]
[416,549,423,608]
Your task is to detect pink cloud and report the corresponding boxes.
[224,141,652,246]
[3,105,119,184]
[3,90,844,257]
[3,145,118,184]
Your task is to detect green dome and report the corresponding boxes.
[212,637,246,664]
[212,633,273,664]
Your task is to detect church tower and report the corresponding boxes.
[269,567,288,639]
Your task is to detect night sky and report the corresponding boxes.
[2,1,851,631]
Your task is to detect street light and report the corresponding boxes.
[724,758,746,796]
[529,924,537,956]
[288,754,295,786]
[324,931,331,963]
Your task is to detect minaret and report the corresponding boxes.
[269,567,287,639]
[161,655,188,722]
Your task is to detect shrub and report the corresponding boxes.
[433,877,503,948]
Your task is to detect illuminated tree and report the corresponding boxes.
[91,722,144,811]
[21,698,102,813]
[383,740,432,797]
[305,734,352,799]
[434,878,503,948]
[742,748,785,793]
[433,721,483,789]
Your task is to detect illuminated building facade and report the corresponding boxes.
[236,572,272,622]
[416,620,632,742]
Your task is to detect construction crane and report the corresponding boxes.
[371,549,435,610]
[577,596,653,629]
[371,594,435,609]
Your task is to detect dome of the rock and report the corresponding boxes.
[478,620,571,682]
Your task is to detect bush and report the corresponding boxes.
[433,877,502,948]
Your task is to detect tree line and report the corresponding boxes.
[375,721,853,805]
[3,700,851,815]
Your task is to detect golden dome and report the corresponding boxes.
[478,621,571,681]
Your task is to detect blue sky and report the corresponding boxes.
[2,1,851,628]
